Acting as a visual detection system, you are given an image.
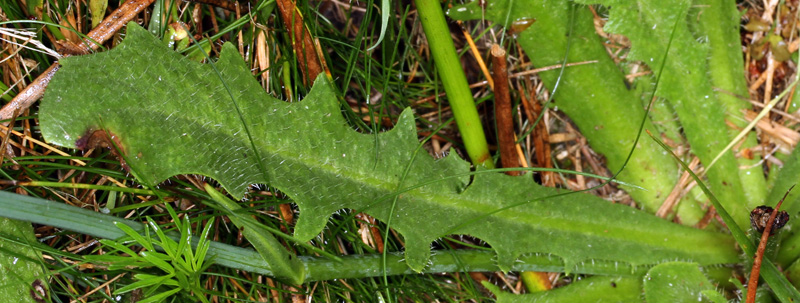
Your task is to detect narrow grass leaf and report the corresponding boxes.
[147,218,177,257]
[138,287,182,303]
[139,251,175,274]
[205,184,305,284]
[115,274,174,294]
[173,213,191,262]
[367,0,390,51]
[648,131,800,302]
[95,239,140,258]
[193,218,214,270]
[114,222,155,251]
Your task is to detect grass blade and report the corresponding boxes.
[204,184,305,285]
[647,130,800,302]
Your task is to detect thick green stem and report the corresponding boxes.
[414,0,493,167]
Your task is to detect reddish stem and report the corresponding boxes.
[746,185,794,303]
[275,0,323,85]
[491,44,519,176]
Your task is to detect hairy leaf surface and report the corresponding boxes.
[578,0,751,229]
[40,23,738,273]
[448,0,753,228]
[0,219,46,303]
[643,262,723,303]
[483,275,643,303]
[448,1,686,218]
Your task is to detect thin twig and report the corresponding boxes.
[0,122,128,188]
[67,0,158,54]
[0,108,20,166]
[461,21,493,89]
[510,60,598,78]
[0,63,59,123]
[713,88,800,123]
[520,86,554,186]
[493,44,553,292]
[412,61,598,106]
[0,0,156,122]
[746,186,794,303]
[744,110,800,147]
[657,157,701,218]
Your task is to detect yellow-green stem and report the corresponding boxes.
[414,0,492,167]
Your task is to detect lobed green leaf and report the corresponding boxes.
[40,23,739,274]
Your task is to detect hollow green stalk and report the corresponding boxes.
[414,0,493,167]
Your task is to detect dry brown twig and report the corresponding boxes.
[656,157,701,219]
[520,86,554,186]
[744,110,800,148]
[491,44,555,292]
[411,60,597,106]
[0,0,156,166]
[275,0,324,85]
[0,0,157,123]
[460,19,493,89]
[491,44,520,176]
[746,186,793,303]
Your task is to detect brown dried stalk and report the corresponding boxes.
[275,0,323,85]
[491,44,519,176]
[0,0,156,122]
[746,186,794,303]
